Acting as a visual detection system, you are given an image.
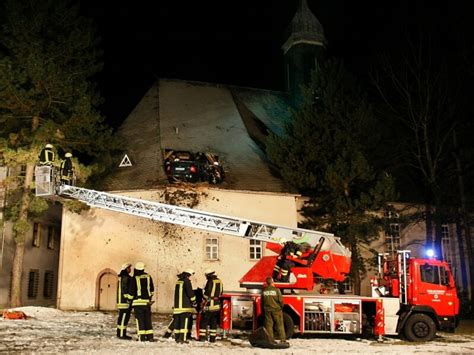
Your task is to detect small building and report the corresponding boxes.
[0,165,62,308]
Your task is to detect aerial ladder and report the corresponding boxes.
[35,165,352,290]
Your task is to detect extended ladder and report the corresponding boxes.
[35,165,350,257]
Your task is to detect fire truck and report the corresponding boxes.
[35,165,459,342]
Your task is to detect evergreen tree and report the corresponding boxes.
[267,59,396,293]
[0,0,113,307]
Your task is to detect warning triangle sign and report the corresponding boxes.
[119,154,132,167]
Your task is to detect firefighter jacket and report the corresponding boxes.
[202,274,223,312]
[60,158,73,180]
[261,284,284,312]
[173,273,197,314]
[127,269,154,307]
[38,147,54,165]
[279,241,304,260]
[117,269,133,309]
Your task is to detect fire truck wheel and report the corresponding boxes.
[403,313,436,342]
[282,312,295,339]
[257,312,295,339]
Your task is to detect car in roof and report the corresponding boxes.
[164,150,225,184]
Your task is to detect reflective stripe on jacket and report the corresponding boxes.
[127,271,154,307]
[117,272,132,309]
[203,276,223,312]
[173,274,196,314]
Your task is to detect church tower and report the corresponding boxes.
[282,0,326,103]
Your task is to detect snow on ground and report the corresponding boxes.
[0,307,473,354]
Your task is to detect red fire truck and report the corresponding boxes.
[35,166,460,342]
[221,249,459,341]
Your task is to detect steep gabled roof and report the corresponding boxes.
[101,79,294,193]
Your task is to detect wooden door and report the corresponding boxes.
[99,272,117,311]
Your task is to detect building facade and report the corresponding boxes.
[57,188,300,312]
[0,165,62,308]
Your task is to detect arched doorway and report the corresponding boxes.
[96,269,117,311]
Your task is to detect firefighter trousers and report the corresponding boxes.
[264,309,286,342]
[199,311,219,342]
[173,312,193,342]
[134,305,153,341]
[272,260,294,282]
[116,306,132,338]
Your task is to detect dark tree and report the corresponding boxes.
[0,0,113,307]
[267,59,396,293]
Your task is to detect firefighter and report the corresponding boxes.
[126,262,155,342]
[60,152,74,185]
[262,276,287,345]
[272,241,310,282]
[116,263,133,340]
[173,269,197,343]
[38,144,55,165]
[198,269,223,342]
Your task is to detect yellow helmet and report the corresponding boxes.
[184,269,195,275]
[65,152,73,158]
[45,144,53,148]
[121,263,132,271]
[135,262,145,270]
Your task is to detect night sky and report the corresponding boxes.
[79,0,473,128]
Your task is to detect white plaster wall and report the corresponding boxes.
[57,187,298,312]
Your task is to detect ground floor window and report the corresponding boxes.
[27,269,39,299]
[43,271,54,299]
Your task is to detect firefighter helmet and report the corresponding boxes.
[45,144,53,148]
[135,262,145,270]
[204,269,215,276]
[65,152,73,158]
[121,263,132,271]
[184,268,195,276]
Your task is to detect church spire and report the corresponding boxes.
[282,0,326,104]
[282,0,326,54]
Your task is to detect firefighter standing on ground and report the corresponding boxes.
[38,144,55,165]
[262,276,287,344]
[60,152,74,184]
[199,269,223,342]
[173,269,197,343]
[116,263,133,340]
[126,262,155,342]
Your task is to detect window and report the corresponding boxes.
[47,226,55,250]
[420,264,440,285]
[440,266,450,286]
[27,269,39,299]
[335,277,353,294]
[385,223,401,255]
[249,240,262,260]
[205,237,219,260]
[43,271,54,299]
[441,224,453,269]
[32,223,41,247]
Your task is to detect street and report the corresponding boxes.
[1,307,473,354]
